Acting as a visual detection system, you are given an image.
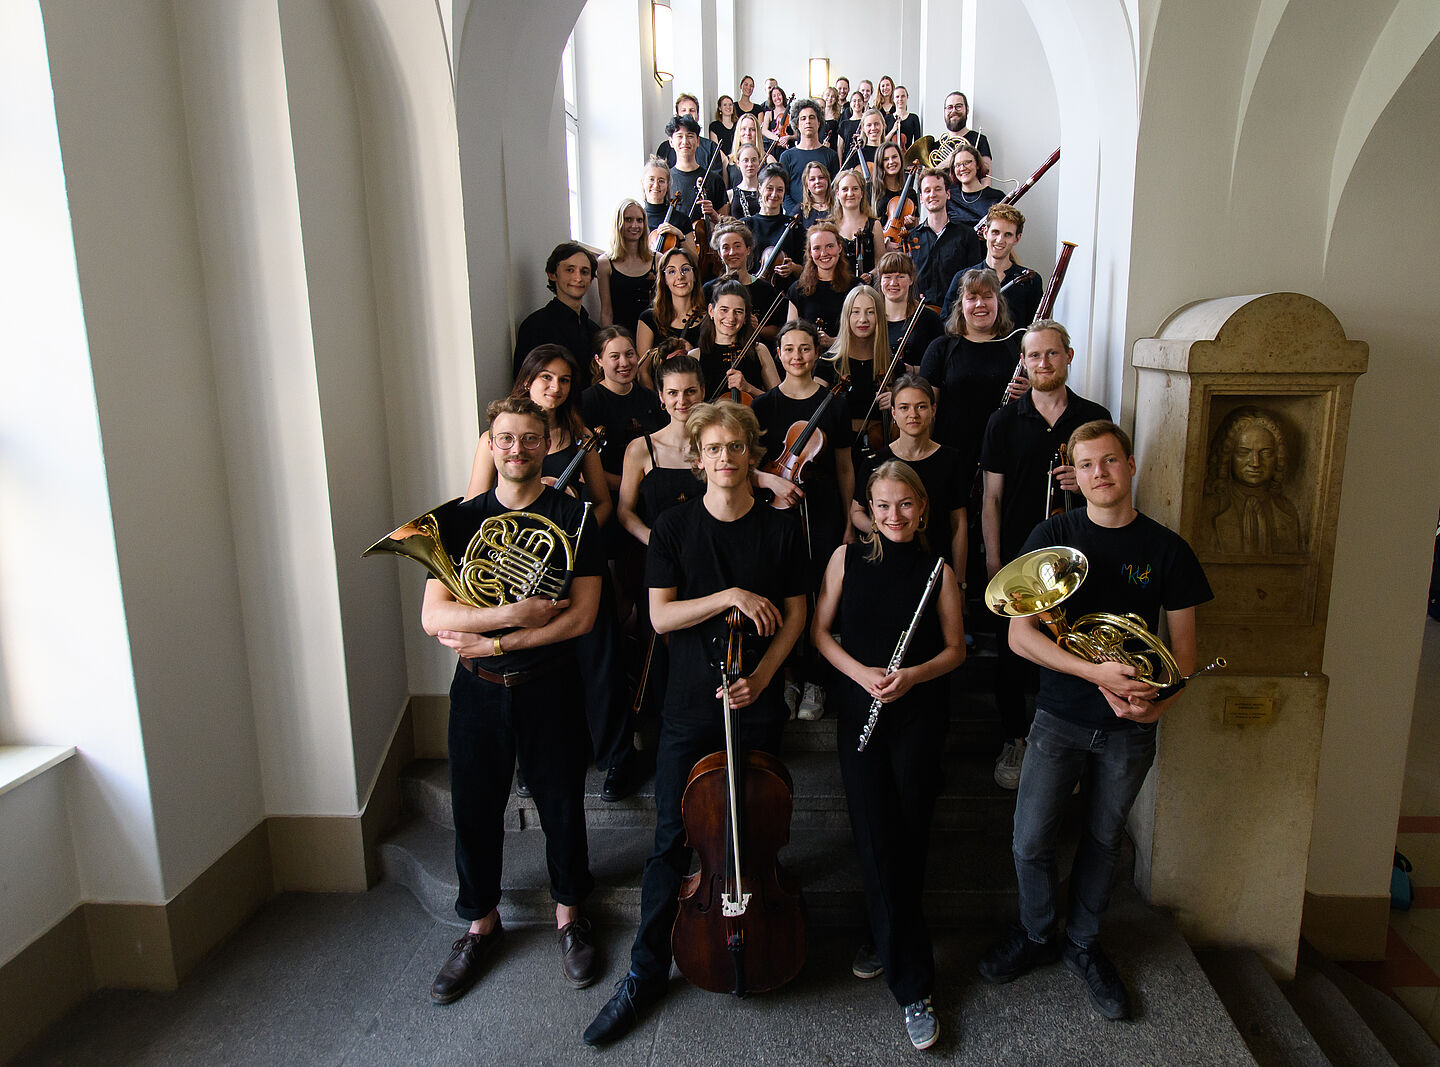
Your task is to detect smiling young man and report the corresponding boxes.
[977,419,1212,1022]
[513,242,600,382]
[980,321,1111,789]
[654,93,718,171]
[941,204,1043,328]
[909,168,983,309]
[421,396,603,1005]
[668,115,728,227]
[584,401,808,1046]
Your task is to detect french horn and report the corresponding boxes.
[364,497,589,609]
[985,546,1225,697]
[903,133,966,170]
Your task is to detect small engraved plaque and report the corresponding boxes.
[1223,696,1274,726]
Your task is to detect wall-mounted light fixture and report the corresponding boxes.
[652,1,674,86]
[808,57,830,98]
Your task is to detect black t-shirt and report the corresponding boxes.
[1019,510,1212,730]
[702,274,779,320]
[918,333,1022,476]
[888,308,946,365]
[646,497,808,712]
[894,114,921,147]
[778,146,842,213]
[753,381,851,547]
[819,119,839,152]
[670,163,728,221]
[787,278,856,339]
[579,383,664,476]
[442,487,602,673]
[513,298,598,384]
[963,129,992,159]
[644,197,692,237]
[838,117,863,155]
[749,214,804,273]
[981,388,1112,561]
[941,260,1043,331]
[729,186,761,219]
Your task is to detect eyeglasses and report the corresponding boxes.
[700,441,749,458]
[492,432,545,450]
[664,265,694,276]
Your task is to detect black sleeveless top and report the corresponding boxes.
[839,226,876,279]
[608,264,655,335]
[637,435,701,524]
[836,539,948,720]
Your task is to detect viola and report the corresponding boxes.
[759,376,851,509]
[756,212,804,284]
[649,192,684,256]
[551,427,606,496]
[672,608,805,996]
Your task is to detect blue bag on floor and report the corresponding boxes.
[1392,851,1414,911]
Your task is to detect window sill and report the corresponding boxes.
[0,745,77,799]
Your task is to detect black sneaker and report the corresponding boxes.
[1063,939,1131,1020]
[851,943,883,979]
[977,927,1060,984]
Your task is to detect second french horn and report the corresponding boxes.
[984,546,1225,696]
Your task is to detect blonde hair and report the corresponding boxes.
[862,459,930,561]
[830,285,889,383]
[608,198,649,261]
[685,401,766,478]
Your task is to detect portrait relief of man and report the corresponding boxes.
[1204,406,1304,555]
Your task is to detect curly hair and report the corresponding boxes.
[1206,406,1288,494]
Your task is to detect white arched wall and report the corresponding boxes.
[1131,0,1440,952]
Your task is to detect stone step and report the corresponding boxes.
[399,747,1019,833]
[378,814,1021,930]
[1296,942,1440,1067]
[1195,947,1331,1067]
[1283,963,1400,1067]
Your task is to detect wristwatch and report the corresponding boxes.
[492,636,503,658]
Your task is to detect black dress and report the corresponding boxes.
[917,333,1021,477]
[607,263,655,335]
[637,309,704,351]
[637,434,701,525]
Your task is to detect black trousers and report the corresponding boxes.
[628,697,786,983]
[993,614,1032,741]
[836,689,948,1005]
[576,572,633,771]
[447,658,594,922]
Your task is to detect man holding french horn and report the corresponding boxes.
[420,395,604,1004]
[978,419,1213,1023]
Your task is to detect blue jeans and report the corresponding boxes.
[1012,708,1157,947]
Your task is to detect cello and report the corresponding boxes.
[672,608,806,996]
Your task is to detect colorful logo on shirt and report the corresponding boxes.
[1121,562,1153,587]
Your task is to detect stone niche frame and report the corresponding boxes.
[1130,293,1368,677]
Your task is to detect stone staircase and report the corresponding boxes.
[1198,942,1440,1067]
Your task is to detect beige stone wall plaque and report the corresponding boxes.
[1223,695,1275,726]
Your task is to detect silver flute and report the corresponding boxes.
[857,557,946,752]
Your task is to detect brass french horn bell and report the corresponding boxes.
[902,136,937,169]
[985,546,1226,695]
[364,497,587,610]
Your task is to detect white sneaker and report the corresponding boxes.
[797,682,826,721]
[994,739,1026,790]
[784,681,802,720]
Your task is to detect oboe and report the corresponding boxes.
[857,558,946,752]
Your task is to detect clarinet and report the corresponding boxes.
[857,557,946,752]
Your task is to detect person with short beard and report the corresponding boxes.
[979,320,1111,790]
[778,97,842,214]
[422,396,603,1006]
[908,169,983,309]
[513,242,600,383]
[942,91,992,175]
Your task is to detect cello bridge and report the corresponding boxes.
[721,892,751,917]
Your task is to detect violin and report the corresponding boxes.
[689,152,726,283]
[550,427,606,496]
[755,212,804,284]
[759,376,851,509]
[881,163,921,254]
[853,302,924,466]
[649,192,684,256]
[672,608,806,996]
[708,290,789,405]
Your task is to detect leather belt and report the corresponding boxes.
[460,656,547,688]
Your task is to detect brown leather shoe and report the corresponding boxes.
[558,917,598,988]
[430,924,503,1004]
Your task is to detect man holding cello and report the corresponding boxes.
[584,401,808,1046]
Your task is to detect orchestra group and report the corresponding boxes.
[414,73,1214,1053]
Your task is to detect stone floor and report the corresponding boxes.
[16,881,1253,1066]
